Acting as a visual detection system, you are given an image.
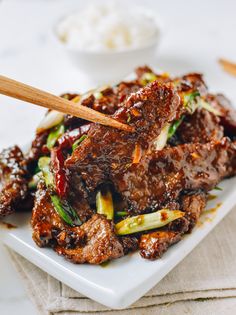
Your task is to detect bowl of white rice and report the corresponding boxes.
[54,2,162,83]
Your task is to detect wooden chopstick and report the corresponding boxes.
[0,75,134,132]
[219,58,236,77]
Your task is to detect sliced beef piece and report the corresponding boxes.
[119,236,139,255]
[163,200,190,234]
[67,172,94,222]
[180,192,207,232]
[115,81,142,104]
[55,214,124,264]
[135,66,171,84]
[0,146,28,217]
[31,182,86,248]
[168,216,190,234]
[31,182,66,247]
[66,81,181,193]
[139,231,182,260]
[64,82,142,128]
[177,108,224,144]
[16,190,35,213]
[118,138,236,213]
[176,73,208,95]
[135,65,155,79]
[27,131,49,172]
[207,93,236,137]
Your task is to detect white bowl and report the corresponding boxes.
[53,15,162,84]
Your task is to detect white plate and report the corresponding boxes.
[1,165,236,308]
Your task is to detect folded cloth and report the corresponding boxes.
[7,206,236,315]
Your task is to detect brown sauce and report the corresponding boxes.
[0,221,17,229]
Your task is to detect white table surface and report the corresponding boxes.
[0,0,236,314]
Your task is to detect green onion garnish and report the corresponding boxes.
[38,157,81,226]
[38,157,54,187]
[140,72,157,85]
[46,124,65,149]
[168,116,185,140]
[28,172,42,189]
[127,113,131,123]
[116,211,128,217]
[50,195,82,226]
[96,190,114,220]
[94,91,103,100]
[115,209,184,235]
[214,186,223,191]
[72,135,88,151]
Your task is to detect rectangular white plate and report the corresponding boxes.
[1,174,236,309]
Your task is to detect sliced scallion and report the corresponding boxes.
[94,91,103,100]
[38,157,81,226]
[28,171,42,189]
[46,124,65,149]
[168,116,185,140]
[115,209,184,235]
[96,190,114,220]
[38,157,54,187]
[214,186,223,191]
[140,72,157,85]
[51,195,82,226]
[154,124,170,150]
[72,135,88,151]
[116,211,128,217]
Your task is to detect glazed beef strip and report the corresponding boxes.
[0,146,29,217]
[176,108,224,144]
[55,214,124,264]
[116,137,236,213]
[139,231,182,260]
[26,130,49,172]
[31,182,67,247]
[207,93,236,138]
[64,81,142,129]
[66,81,181,195]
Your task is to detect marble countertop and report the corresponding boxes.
[0,0,236,314]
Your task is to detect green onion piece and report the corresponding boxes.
[127,113,131,123]
[214,186,223,191]
[28,172,42,189]
[140,72,157,85]
[62,94,69,100]
[96,190,114,220]
[199,100,222,116]
[183,91,200,105]
[72,135,88,151]
[46,124,65,149]
[168,116,185,140]
[94,91,103,100]
[36,110,64,134]
[154,123,170,150]
[34,165,40,175]
[51,195,82,226]
[116,211,128,217]
[38,158,81,226]
[38,157,54,187]
[115,209,184,235]
[183,91,200,114]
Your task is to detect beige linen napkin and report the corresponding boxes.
[7,206,236,315]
